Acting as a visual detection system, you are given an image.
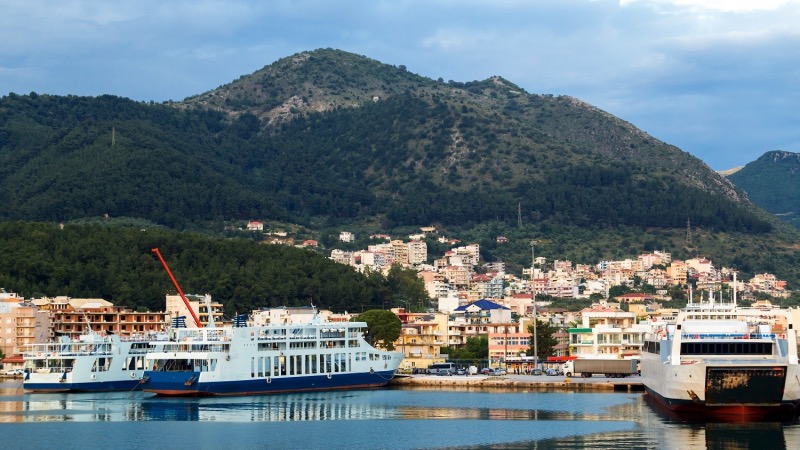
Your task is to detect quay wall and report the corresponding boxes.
[390,375,644,392]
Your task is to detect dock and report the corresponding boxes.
[390,374,644,392]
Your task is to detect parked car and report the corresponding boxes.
[490,368,507,376]
[455,368,466,376]
[2,369,23,376]
[545,368,562,376]
[481,368,493,375]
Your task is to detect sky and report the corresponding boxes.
[2,0,799,171]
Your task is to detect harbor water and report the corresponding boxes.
[0,381,798,449]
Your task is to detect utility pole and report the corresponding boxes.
[504,326,508,372]
[530,240,538,370]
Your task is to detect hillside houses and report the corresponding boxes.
[327,232,791,312]
[323,235,793,370]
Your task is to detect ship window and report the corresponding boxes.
[680,342,771,355]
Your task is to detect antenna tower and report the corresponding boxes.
[686,217,692,245]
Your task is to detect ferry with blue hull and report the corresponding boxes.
[140,316,404,396]
[23,332,166,392]
[641,285,800,420]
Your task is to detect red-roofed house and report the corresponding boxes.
[613,293,656,303]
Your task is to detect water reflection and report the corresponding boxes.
[1,387,639,424]
[0,382,798,449]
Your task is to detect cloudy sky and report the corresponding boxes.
[2,0,799,170]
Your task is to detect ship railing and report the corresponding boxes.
[681,332,776,340]
[160,342,227,353]
[24,344,114,357]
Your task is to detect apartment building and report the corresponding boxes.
[407,240,427,265]
[394,310,449,370]
[0,297,50,366]
[45,298,168,340]
[391,240,409,265]
[166,294,224,327]
[568,303,650,358]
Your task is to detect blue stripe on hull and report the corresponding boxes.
[142,370,397,396]
[24,379,142,393]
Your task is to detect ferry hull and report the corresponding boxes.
[141,370,398,397]
[644,385,799,421]
[24,369,149,393]
[23,379,143,393]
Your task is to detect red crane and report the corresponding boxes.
[151,247,203,328]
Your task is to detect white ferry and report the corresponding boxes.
[140,315,404,396]
[23,332,166,392]
[641,286,800,419]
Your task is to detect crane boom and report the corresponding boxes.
[151,247,202,328]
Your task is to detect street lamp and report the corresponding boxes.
[530,240,538,371]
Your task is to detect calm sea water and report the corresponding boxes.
[0,381,798,449]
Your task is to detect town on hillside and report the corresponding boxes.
[322,226,796,372]
[1,225,795,373]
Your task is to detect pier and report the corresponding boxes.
[390,374,644,392]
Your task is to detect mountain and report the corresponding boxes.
[1,48,799,288]
[726,151,800,228]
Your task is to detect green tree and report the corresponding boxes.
[386,264,431,311]
[608,284,630,298]
[440,336,488,360]
[527,319,558,359]
[354,309,402,351]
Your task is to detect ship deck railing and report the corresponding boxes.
[680,333,778,340]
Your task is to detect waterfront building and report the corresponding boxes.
[0,296,49,369]
[487,326,529,369]
[394,309,449,370]
[568,303,650,358]
[45,299,168,340]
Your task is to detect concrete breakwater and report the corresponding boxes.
[390,374,644,392]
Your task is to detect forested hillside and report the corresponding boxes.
[727,151,800,228]
[1,48,799,294]
[0,221,427,315]
[0,52,771,234]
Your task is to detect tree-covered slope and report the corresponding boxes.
[1,48,772,234]
[0,221,428,314]
[726,151,800,228]
[0,93,288,228]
